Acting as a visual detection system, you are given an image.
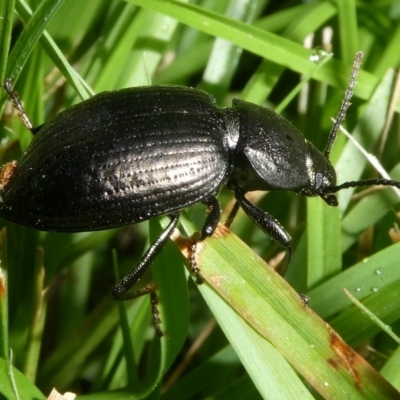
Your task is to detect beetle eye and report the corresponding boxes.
[315,173,323,189]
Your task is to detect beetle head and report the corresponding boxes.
[229,52,400,208]
[228,99,338,201]
[301,141,338,206]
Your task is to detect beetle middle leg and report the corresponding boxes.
[187,196,221,283]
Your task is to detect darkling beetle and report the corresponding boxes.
[1,52,399,329]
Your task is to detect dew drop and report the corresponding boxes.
[309,47,331,63]
[385,325,393,332]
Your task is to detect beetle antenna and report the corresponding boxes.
[324,51,363,158]
[3,79,35,133]
[329,178,400,193]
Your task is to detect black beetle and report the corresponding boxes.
[1,52,399,320]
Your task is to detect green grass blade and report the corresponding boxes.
[2,1,400,398]
[15,0,92,99]
[198,283,313,400]
[0,0,15,83]
[336,0,359,64]
[127,0,385,106]
[0,229,9,362]
[336,69,395,213]
[308,242,400,319]
[380,346,400,388]
[6,0,65,83]
[0,358,45,400]
[178,224,400,399]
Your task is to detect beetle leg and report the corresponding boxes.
[3,79,39,134]
[234,189,293,262]
[112,213,180,334]
[113,212,180,301]
[224,200,240,228]
[150,290,164,337]
[200,196,221,239]
[187,197,221,284]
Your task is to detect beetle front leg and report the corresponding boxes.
[112,213,180,335]
[234,189,293,262]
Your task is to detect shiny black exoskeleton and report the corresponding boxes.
[1,52,399,307]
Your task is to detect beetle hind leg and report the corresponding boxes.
[112,212,180,336]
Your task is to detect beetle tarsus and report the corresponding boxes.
[150,291,165,337]
[3,79,35,133]
[299,294,310,308]
[186,235,205,284]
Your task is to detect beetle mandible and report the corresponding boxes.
[1,52,399,320]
